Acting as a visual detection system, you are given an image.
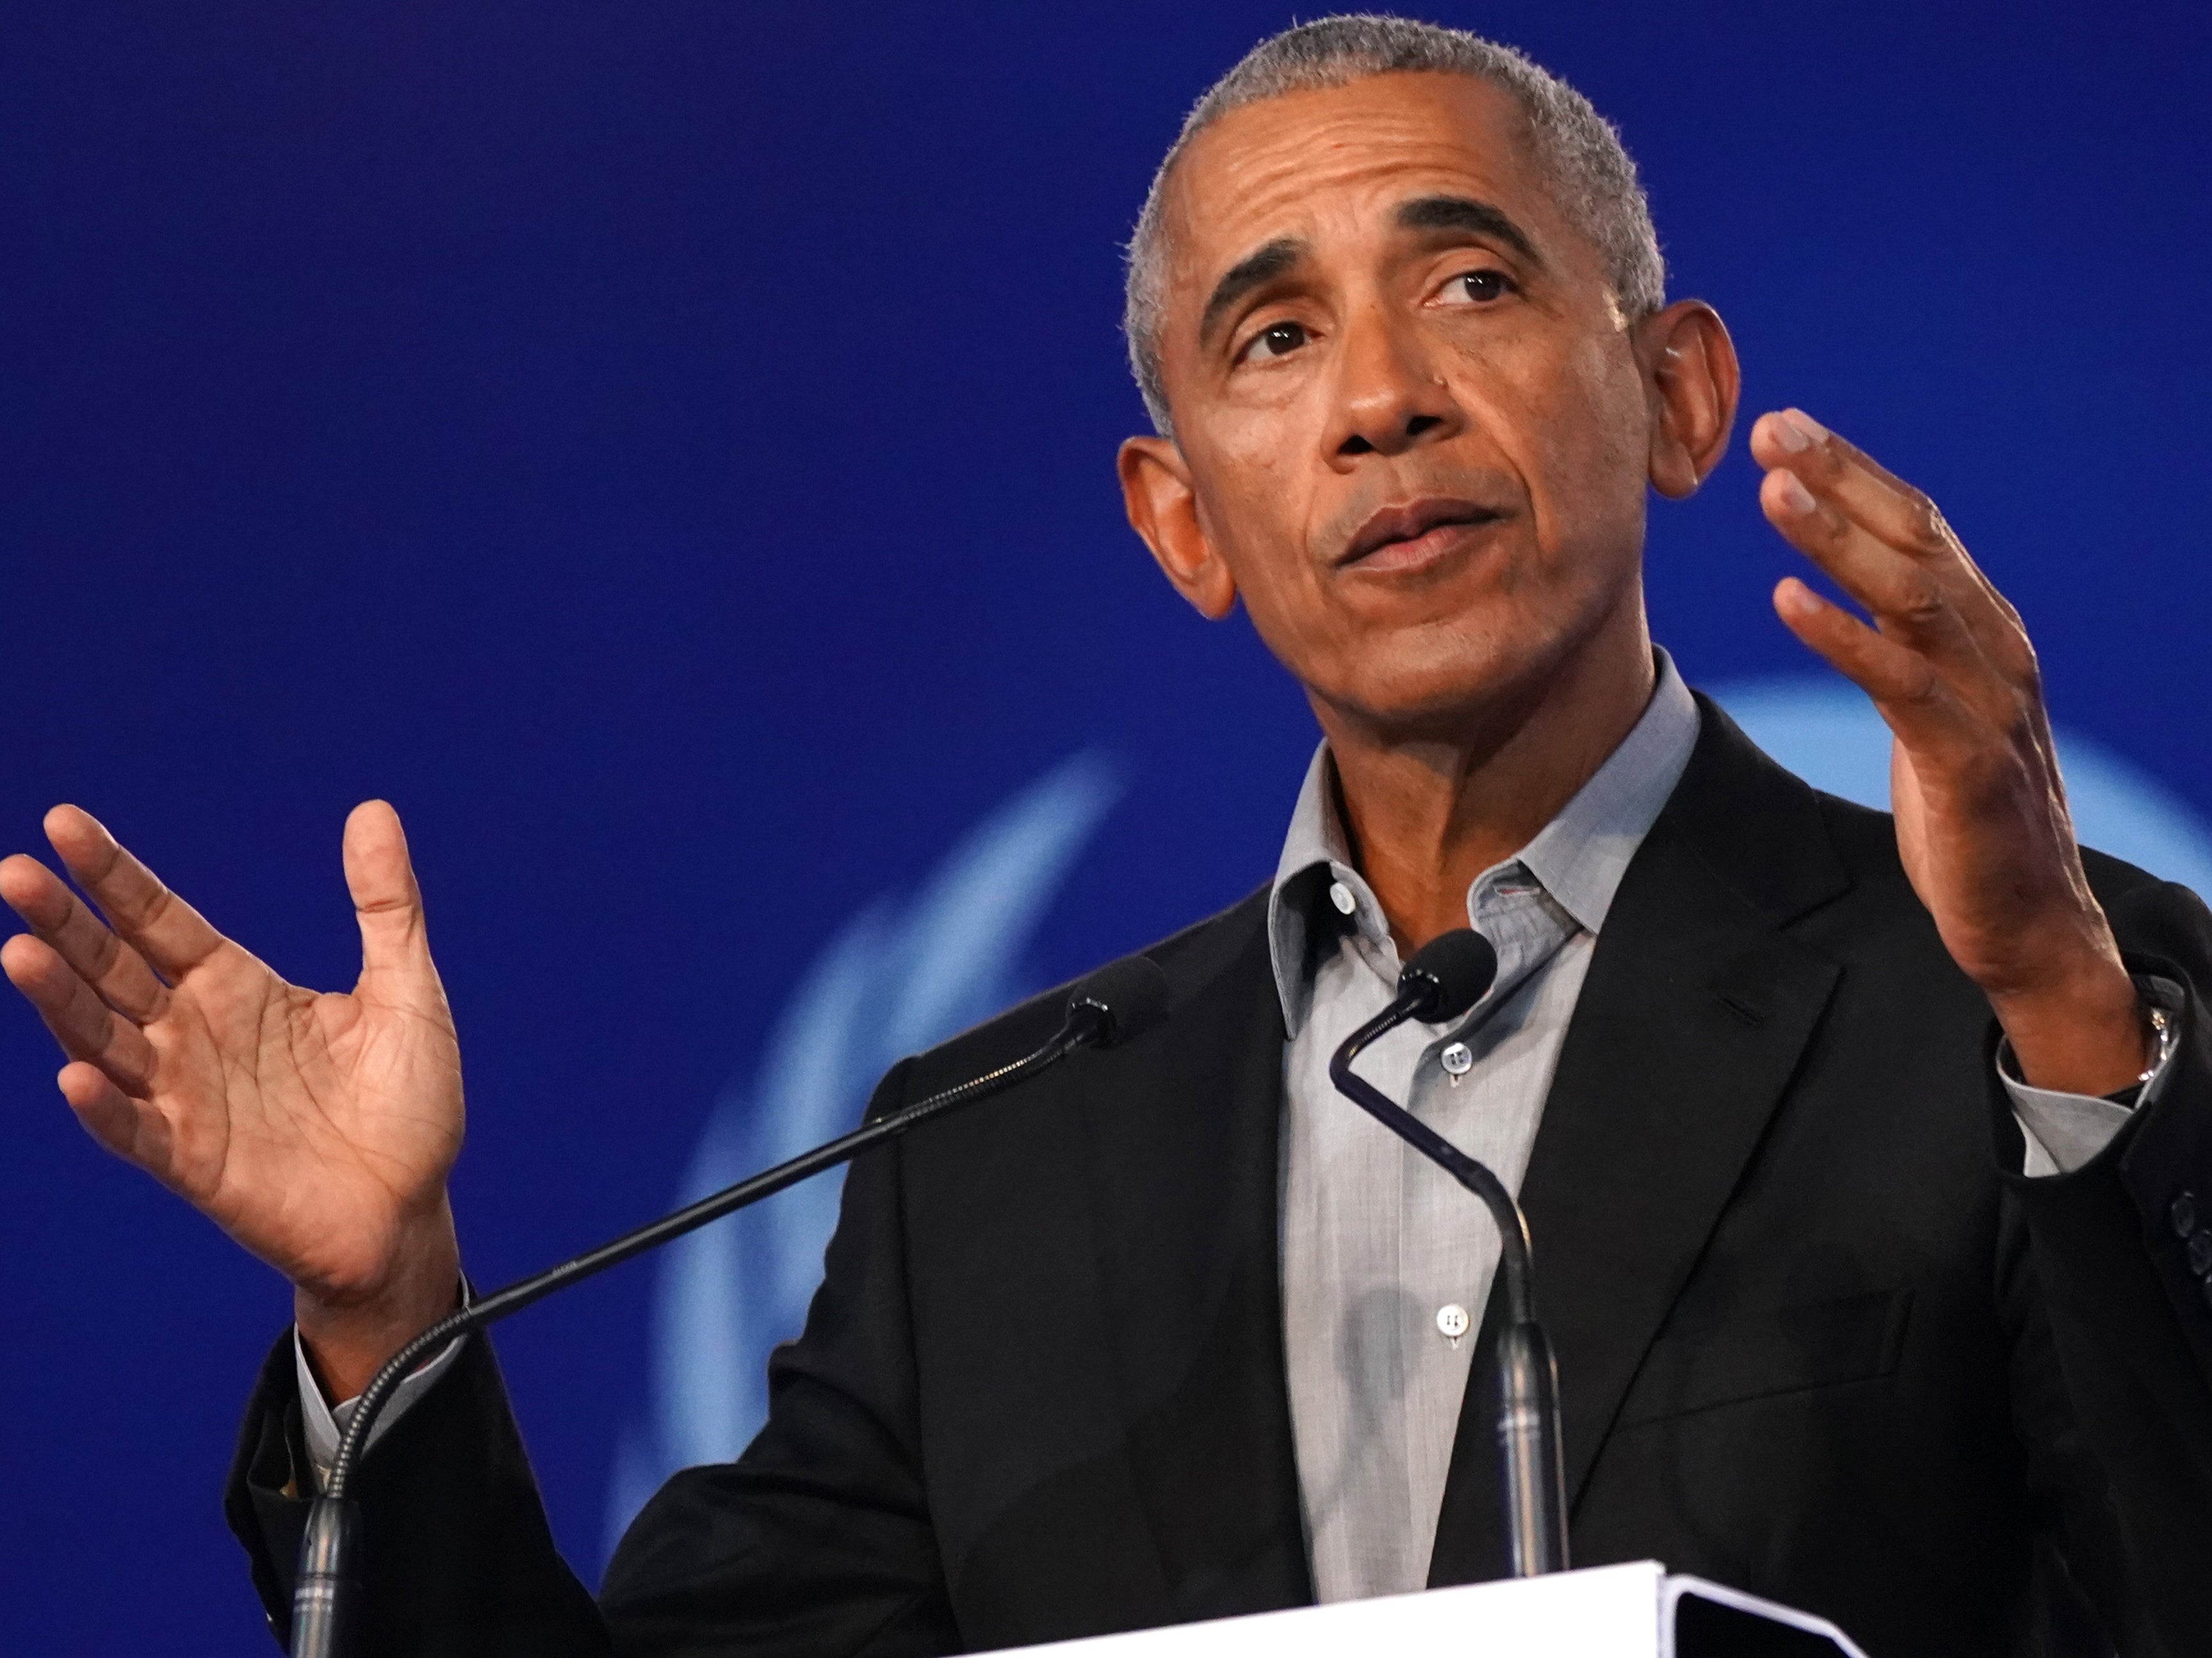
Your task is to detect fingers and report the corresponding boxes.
[4,820,193,1181]
[1751,409,2035,688]
[56,1059,176,1177]
[1772,574,1939,704]
[343,801,434,988]
[1752,409,1939,555]
[1752,411,1966,631]
[40,807,226,980]
[1759,464,1974,653]
[0,931,161,1091]
[1772,574,1964,727]
[0,850,171,1021]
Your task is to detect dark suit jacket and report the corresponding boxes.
[226,702,2212,1656]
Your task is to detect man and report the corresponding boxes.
[5,16,2210,1655]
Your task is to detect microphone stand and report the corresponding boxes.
[1327,940,1571,1578]
[289,962,1164,1657]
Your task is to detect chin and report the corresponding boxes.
[1321,635,1562,744]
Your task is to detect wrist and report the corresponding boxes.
[1989,953,2147,1096]
[295,1199,463,1400]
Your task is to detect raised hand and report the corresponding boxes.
[0,802,464,1394]
[1751,409,2147,1096]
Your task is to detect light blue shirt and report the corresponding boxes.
[1271,650,1700,1602]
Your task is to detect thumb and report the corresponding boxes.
[343,801,432,986]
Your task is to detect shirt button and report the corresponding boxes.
[1436,1303,1471,1340]
[1329,881,1357,916]
[1440,1042,1473,1077]
[2173,1192,2199,1239]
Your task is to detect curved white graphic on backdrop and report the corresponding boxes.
[603,752,1120,1559]
[1709,676,2212,894]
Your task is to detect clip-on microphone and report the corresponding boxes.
[1328,928,1570,1578]
[289,955,1171,1658]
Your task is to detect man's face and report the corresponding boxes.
[1128,72,1677,739]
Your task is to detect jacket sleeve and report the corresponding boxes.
[225,1057,959,1656]
[222,1321,611,1655]
[1999,877,2212,1655]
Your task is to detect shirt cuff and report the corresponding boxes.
[2001,975,2185,1177]
[293,1283,471,1494]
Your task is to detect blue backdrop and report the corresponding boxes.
[4,3,2209,1648]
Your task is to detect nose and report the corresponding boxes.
[1324,303,1463,464]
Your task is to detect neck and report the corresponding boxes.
[1315,603,1656,955]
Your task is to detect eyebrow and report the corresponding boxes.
[1194,197,1545,354]
[1394,195,1543,267]
[1198,236,1306,348]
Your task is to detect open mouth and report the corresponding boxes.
[1339,498,1506,569]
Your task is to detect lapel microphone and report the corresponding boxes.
[1328,927,1572,1579]
[288,955,1171,1658]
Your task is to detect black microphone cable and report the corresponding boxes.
[289,954,1171,1658]
[1326,928,1570,1579]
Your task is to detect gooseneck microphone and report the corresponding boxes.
[1327,929,1571,1579]
[289,955,1171,1658]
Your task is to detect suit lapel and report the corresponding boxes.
[1073,891,1315,1621]
[1431,701,1851,1584]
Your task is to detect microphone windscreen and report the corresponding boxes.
[1066,955,1171,1047]
[1400,929,1498,1023]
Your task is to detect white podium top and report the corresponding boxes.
[993,1561,1868,1658]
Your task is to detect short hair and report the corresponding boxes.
[1123,15,1666,437]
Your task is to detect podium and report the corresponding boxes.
[995,1563,1868,1657]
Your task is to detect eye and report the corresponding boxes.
[1242,320,1310,362]
[1439,268,1516,305]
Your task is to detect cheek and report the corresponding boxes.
[1566,337,1652,490]
[1194,423,1321,594]
[1505,335,1650,549]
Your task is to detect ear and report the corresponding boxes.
[1118,435,1239,620]
[1636,300,1739,500]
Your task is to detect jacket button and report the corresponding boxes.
[2191,1231,2212,1277]
[2172,1192,2199,1239]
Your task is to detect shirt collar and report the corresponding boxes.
[1266,647,1700,1034]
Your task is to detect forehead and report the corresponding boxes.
[1160,72,1559,298]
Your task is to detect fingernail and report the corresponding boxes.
[1775,471,1816,516]
[1776,578,1821,619]
[1780,408,1828,450]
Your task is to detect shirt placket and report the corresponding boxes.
[1396,872,1572,1488]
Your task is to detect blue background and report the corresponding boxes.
[4,3,2209,1648]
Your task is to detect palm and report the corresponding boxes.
[1,802,463,1304]
[156,959,461,1297]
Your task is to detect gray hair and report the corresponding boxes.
[1123,15,1666,436]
